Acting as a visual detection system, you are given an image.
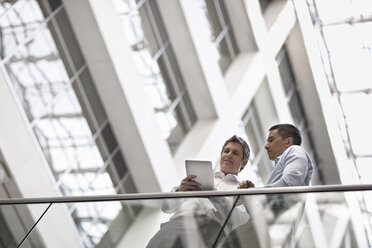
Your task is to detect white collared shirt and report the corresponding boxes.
[161,172,249,230]
[214,171,241,190]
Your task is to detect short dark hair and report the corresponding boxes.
[221,135,250,161]
[269,124,302,145]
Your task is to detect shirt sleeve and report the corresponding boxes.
[267,147,309,187]
[160,187,183,213]
[209,197,250,230]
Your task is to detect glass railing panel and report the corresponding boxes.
[221,191,368,248]
[5,186,372,248]
[142,196,248,248]
[0,203,50,248]
[17,196,240,248]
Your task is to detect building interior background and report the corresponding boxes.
[0,0,371,247]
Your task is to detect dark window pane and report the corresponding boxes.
[245,119,260,156]
[123,175,138,193]
[259,0,272,11]
[289,94,305,126]
[54,9,85,71]
[113,152,128,178]
[101,124,118,154]
[79,69,107,127]
[138,3,160,56]
[147,0,168,45]
[204,0,223,40]
[48,0,62,11]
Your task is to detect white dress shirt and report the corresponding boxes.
[161,172,249,231]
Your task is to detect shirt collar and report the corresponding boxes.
[274,155,282,166]
[274,146,294,165]
[215,171,225,178]
[215,171,239,181]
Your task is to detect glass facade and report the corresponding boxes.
[198,0,239,73]
[307,0,372,180]
[241,50,318,186]
[308,0,372,241]
[0,0,139,247]
[276,46,317,161]
[113,0,197,154]
[241,101,272,186]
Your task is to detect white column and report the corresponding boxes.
[62,0,178,192]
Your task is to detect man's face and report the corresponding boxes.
[220,142,247,175]
[265,129,292,160]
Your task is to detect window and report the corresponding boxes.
[199,0,239,73]
[276,46,316,157]
[242,101,272,185]
[114,0,197,154]
[0,0,140,246]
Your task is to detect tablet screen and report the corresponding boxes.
[185,160,214,190]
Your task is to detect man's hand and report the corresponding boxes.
[238,180,255,189]
[176,175,201,191]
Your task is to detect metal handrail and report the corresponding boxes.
[1,184,372,205]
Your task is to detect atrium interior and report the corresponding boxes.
[0,0,371,247]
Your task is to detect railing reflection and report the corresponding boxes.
[1,184,372,248]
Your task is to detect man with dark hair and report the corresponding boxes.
[146,135,254,248]
[225,124,314,248]
[264,123,313,187]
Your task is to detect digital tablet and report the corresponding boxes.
[185,160,214,190]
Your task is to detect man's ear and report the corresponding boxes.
[286,137,294,147]
[239,160,248,172]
